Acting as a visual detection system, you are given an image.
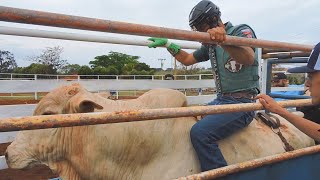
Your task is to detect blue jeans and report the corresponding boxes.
[190,95,255,171]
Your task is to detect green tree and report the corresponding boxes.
[61,64,81,74]
[105,66,119,75]
[93,66,108,75]
[14,63,55,74]
[135,62,151,71]
[0,50,17,73]
[89,51,140,74]
[78,65,93,75]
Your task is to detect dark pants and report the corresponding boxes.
[190,95,255,171]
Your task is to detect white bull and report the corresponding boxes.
[5,84,314,180]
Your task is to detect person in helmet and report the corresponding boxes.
[148,0,259,171]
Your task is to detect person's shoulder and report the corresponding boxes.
[231,24,257,38]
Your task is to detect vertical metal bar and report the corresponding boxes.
[266,60,272,95]
[34,92,38,100]
[261,59,268,94]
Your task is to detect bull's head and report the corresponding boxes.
[5,83,103,169]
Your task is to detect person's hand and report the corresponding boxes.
[148,37,168,48]
[207,22,226,43]
[255,94,287,115]
[148,37,181,56]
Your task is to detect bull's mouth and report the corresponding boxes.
[5,151,38,170]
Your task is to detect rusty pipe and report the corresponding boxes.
[0,99,312,132]
[0,6,314,52]
[262,52,311,59]
[177,145,320,180]
[262,48,291,54]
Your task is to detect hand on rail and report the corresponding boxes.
[207,22,226,44]
[148,37,181,56]
[255,94,286,115]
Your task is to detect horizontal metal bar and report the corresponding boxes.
[262,48,291,54]
[267,58,309,64]
[262,52,310,59]
[271,87,304,92]
[0,99,312,132]
[177,145,320,180]
[269,93,310,99]
[0,26,200,49]
[0,6,313,52]
[0,80,215,93]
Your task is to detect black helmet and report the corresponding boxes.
[189,0,221,31]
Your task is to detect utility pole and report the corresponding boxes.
[158,58,166,70]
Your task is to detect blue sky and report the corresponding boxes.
[0,0,319,69]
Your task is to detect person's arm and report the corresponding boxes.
[148,37,209,66]
[207,22,255,65]
[278,109,320,142]
[221,46,254,65]
[174,50,198,66]
[256,94,320,141]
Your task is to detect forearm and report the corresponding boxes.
[278,109,320,141]
[174,50,197,66]
[221,45,254,65]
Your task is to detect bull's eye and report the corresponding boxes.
[42,111,56,115]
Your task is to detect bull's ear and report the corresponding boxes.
[67,92,103,113]
[78,100,103,113]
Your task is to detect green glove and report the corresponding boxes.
[148,37,168,48]
[148,37,181,56]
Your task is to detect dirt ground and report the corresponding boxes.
[0,143,58,180]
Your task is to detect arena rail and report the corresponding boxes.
[0,26,200,49]
[0,99,312,132]
[177,145,320,180]
[0,6,314,52]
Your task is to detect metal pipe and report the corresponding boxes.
[269,93,310,100]
[262,52,310,59]
[0,6,314,52]
[0,26,200,49]
[262,48,292,54]
[177,145,320,180]
[267,58,308,64]
[0,99,312,132]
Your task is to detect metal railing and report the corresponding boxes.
[0,73,214,81]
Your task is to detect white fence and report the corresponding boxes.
[0,73,214,81]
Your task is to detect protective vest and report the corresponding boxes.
[209,24,260,94]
